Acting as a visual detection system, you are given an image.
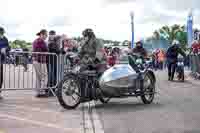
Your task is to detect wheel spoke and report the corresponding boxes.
[71,95,77,101]
[74,91,81,97]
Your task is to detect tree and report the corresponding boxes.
[10,39,32,50]
[152,24,187,50]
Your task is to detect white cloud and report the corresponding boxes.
[0,0,199,42]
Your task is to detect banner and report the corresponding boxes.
[187,11,193,47]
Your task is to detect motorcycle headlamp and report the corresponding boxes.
[136,59,143,64]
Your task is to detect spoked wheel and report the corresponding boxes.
[177,70,184,82]
[180,70,185,82]
[181,73,185,82]
[141,72,156,104]
[57,74,81,109]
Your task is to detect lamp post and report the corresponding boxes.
[130,12,134,49]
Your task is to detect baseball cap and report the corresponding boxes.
[36,29,47,36]
[49,30,56,35]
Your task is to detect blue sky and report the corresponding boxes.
[0,0,200,42]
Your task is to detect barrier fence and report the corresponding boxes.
[189,54,200,78]
[0,52,66,92]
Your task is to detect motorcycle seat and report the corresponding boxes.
[80,70,97,76]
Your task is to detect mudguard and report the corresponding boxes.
[144,70,156,84]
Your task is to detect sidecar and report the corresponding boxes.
[99,54,156,104]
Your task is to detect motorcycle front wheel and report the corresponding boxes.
[57,74,81,109]
[177,69,184,82]
[141,72,156,104]
[180,70,185,82]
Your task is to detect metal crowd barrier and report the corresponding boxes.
[63,52,79,73]
[189,54,200,77]
[0,52,61,91]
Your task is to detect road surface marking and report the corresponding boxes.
[84,101,104,133]
[83,102,93,133]
[0,113,82,133]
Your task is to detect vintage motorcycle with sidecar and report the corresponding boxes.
[57,53,156,109]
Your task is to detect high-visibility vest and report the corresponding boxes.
[158,51,165,62]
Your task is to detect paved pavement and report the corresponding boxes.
[0,91,85,133]
[0,64,94,133]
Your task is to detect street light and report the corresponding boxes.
[130,11,134,49]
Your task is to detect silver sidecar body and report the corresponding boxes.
[99,64,140,96]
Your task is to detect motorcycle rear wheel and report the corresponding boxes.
[181,72,185,82]
[141,72,155,104]
[177,70,184,82]
[57,74,81,109]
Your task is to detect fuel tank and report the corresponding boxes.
[99,64,139,96]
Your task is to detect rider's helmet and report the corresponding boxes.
[172,40,180,46]
[82,28,95,38]
[135,40,143,48]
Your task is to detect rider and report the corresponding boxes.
[132,41,148,58]
[166,40,186,81]
[78,28,107,99]
[79,28,107,73]
[129,40,148,72]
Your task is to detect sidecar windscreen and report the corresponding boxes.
[118,54,129,64]
[117,54,140,72]
[128,55,136,66]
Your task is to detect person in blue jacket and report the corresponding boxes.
[166,40,186,81]
[0,27,9,99]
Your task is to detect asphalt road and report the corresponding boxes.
[1,66,200,133]
[95,70,200,133]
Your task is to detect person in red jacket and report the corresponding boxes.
[191,40,200,54]
[32,29,49,98]
[107,49,117,67]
